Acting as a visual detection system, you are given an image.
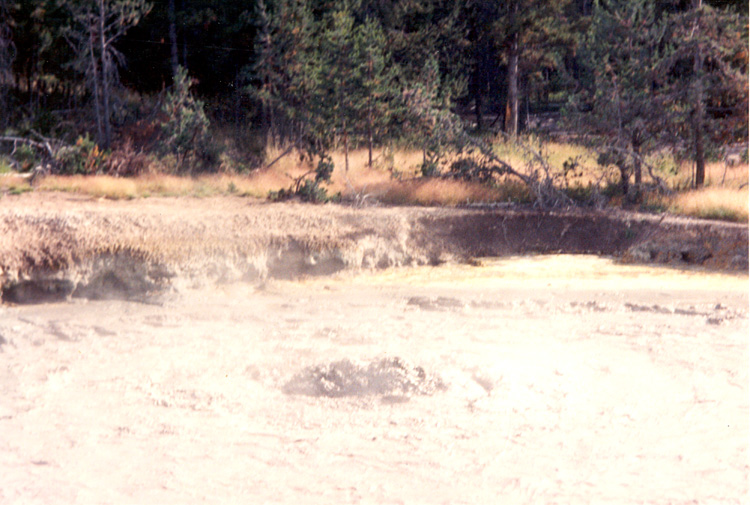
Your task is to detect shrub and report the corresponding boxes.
[55,135,109,174]
[13,144,38,172]
[269,153,339,203]
[160,66,212,171]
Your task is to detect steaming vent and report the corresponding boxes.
[283,357,446,398]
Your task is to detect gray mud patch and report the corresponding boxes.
[406,296,465,311]
[283,357,446,398]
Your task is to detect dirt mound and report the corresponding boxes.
[283,357,446,398]
[0,193,746,303]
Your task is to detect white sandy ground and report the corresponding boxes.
[0,255,748,504]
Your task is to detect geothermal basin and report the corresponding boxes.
[1,254,747,504]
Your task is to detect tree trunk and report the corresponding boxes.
[98,0,112,148]
[692,0,705,187]
[632,138,642,202]
[88,15,104,146]
[344,120,349,173]
[168,0,179,78]
[505,40,519,136]
[367,58,373,167]
[475,93,483,131]
[693,111,705,187]
[505,0,519,137]
[633,137,642,187]
[619,164,629,197]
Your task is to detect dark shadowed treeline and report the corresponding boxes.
[0,0,747,200]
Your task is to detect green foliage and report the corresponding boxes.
[54,134,109,175]
[352,16,402,143]
[249,0,317,144]
[0,155,14,174]
[402,55,465,176]
[160,66,212,170]
[565,0,686,198]
[249,1,404,171]
[30,108,55,136]
[13,144,38,172]
[650,152,679,176]
[567,0,748,193]
[662,3,748,147]
[571,1,666,153]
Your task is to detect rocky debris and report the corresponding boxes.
[625,303,674,314]
[407,296,465,311]
[620,218,748,270]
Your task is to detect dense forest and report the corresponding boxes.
[0,0,747,206]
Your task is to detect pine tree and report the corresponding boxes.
[251,1,402,173]
[318,7,358,171]
[568,0,748,194]
[63,0,151,147]
[250,0,317,146]
[568,0,669,198]
[493,0,575,136]
[661,0,748,186]
[352,16,400,167]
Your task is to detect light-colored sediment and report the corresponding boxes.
[0,257,747,504]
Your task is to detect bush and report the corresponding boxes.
[448,157,507,184]
[55,135,108,174]
[13,144,38,172]
[269,154,339,203]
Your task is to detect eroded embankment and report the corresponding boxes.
[0,194,747,303]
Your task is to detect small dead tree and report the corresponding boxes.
[63,0,151,148]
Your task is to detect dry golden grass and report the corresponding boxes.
[37,174,246,199]
[655,187,749,223]
[0,174,32,194]
[39,175,139,199]
[494,137,594,169]
[643,159,749,222]
[699,161,748,189]
[374,177,521,206]
[655,160,748,190]
[326,148,524,205]
[8,140,748,223]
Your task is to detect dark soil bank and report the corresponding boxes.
[1,193,747,303]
